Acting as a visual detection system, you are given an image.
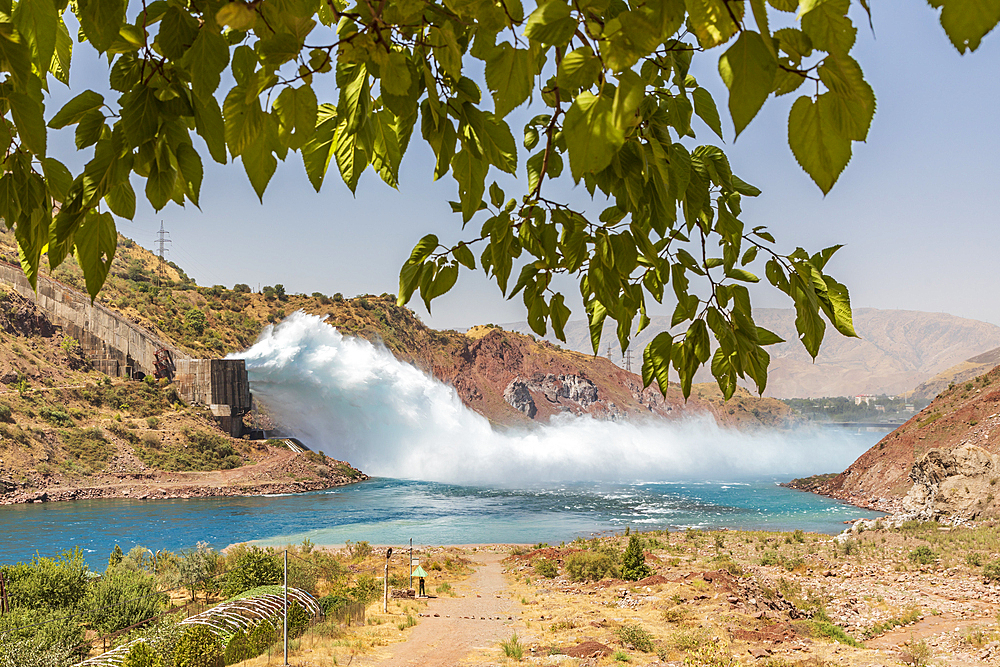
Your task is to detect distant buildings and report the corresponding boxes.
[854,394,876,406]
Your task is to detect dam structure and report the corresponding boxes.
[0,261,251,436]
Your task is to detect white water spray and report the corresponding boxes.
[233,312,870,484]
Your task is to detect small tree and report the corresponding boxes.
[173,626,223,667]
[248,621,277,656]
[223,547,280,597]
[88,566,165,637]
[109,544,124,568]
[621,535,652,582]
[122,642,162,667]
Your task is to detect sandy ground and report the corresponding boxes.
[358,550,522,667]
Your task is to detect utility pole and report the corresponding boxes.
[283,550,289,666]
[155,222,171,288]
[0,571,8,615]
[409,538,413,590]
[383,547,393,613]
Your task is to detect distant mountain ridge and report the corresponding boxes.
[503,308,1000,399]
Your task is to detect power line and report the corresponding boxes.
[154,222,171,288]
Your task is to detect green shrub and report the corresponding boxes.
[615,623,655,652]
[88,565,166,636]
[1,548,88,611]
[565,551,618,582]
[122,642,162,667]
[173,625,223,667]
[533,557,559,579]
[351,574,380,603]
[908,546,937,565]
[248,620,276,655]
[0,404,12,422]
[223,630,252,665]
[500,632,524,660]
[223,547,280,597]
[288,602,311,638]
[983,560,1000,582]
[621,535,652,581]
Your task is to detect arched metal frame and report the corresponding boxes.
[75,588,321,667]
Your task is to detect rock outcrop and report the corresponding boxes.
[503,373,604,420]
[901,445,1000,521]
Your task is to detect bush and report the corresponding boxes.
[173,626,223,667]
[616,623,655,652]
[1,549,89,611]
[248,620,277,655]
[233,284,251,293]
[500,632,524,660]
[351,574,380,603]
[565,551,618,582]
[223,547,280,597]
[0,608,85,657]
[88,565,165,636]
[0,636,78,667]
[0,404,12,422]
[908,546,937,565]
[983,560,1000,582]
[223,631,252,665]
[533,558,558,579]
[122,642,162,667]
[621,535,652,581]
[288,602,311,638]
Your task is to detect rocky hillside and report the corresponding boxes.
[0,289,364,504]
[799,364,1000,512]
[909,345,1000,401]
[505,309,1000,399]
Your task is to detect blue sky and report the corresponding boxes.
[48,2,1000,331]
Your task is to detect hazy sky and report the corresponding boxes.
[48,2,1000,332]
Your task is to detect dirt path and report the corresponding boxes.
[362,550,521,667]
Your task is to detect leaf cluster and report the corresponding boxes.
[0,0,992,396]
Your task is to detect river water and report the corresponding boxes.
[1,476,884,567]
[1,313,888,567]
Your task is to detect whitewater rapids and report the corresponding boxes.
[232,311,868,484]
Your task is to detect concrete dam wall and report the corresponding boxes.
[0,261,251,436]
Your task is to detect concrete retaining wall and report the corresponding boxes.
[0,261,188,376]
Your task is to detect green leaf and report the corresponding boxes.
[380,50,412,97]
[600,11,661,72]
[274,84,318,149]
[756,326,784,345]
[430,23,463,79]
[9,91,46,156]
[453,242,476,269]
[0,31,32,89]
[423,263,458,312]
[104,179,136,219]
[612,70,644,132]
[774,27,813,60]
[302,103,339,191]
[120,85,160,147]
[818,273,856,337]
[242,130,277,201]
[563,92,624,182]
[718,31,776,138]
[157,6,199,60]
[13,0,57,74]
[215,2,256,31]
[930,0,1000,53]
[76,0,126,53]
[50,17,72,86]
[42,157,72,202]
[557,47,601,91]
[74,210,117,300]
[586,299,607,354]
[550,293,570,341]
[641,331,673,394]
[485,43,533,118]
[818,53,875,141]
[692,87,723,140]
[186,28,230,100]
[223,84,264,157]
[370,109,401,188]
[524,0,577,47]
[193,93,227,164]
[451,147,488,223]
[49,91,104,129]
[685,0,742,49]
[398,234,438,304]
[788,94,851,194]
[334,116,372,193]
[800,0,855,55]
[175,143,203,206]
[145,157,176,211]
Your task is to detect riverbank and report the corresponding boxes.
[783,472,905,515]
[0,446,368,505]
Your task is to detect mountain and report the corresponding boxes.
[503,308,1000,399]
[802,362,1000,514]
[909,345,1000,401]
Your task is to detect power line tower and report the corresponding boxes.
[155,222,171,287]
[624,350,633,373]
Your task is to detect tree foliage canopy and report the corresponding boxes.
[0,0,995,396]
